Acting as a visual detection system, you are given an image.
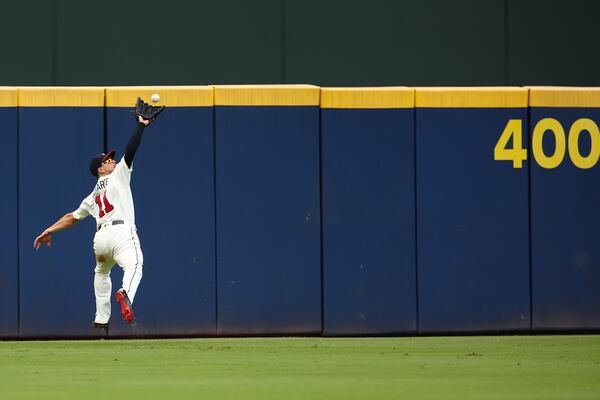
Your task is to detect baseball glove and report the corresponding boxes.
[135,97,165,124]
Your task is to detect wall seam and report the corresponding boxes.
[413,99,420,334]
[103,90,108,153]
[527,98,533,332]
[16,104,21,337]
[504,0,510,85]
[318,103,325,336]
[281,0,286,83]
[213,100,219,335]
[51,0,58,85]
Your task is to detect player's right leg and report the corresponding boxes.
[93,255,115,325]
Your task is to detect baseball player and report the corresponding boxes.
[33,98,164,332]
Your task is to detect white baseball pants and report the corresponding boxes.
[92,223,144,324]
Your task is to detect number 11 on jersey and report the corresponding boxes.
[95,193,115,218]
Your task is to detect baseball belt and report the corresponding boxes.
[97,220,125,231]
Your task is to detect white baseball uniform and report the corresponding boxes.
[72,156,143,324]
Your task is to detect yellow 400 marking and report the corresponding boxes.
[494,118,600,169]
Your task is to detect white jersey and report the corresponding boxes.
[73,157,135,227]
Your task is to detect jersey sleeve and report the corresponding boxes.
[112,156,133,184]
[72,195,93,220]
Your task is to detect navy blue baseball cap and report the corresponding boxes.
[89,150,116,178]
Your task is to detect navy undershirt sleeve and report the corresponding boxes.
[124,122,146,168]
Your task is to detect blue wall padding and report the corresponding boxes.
[530,107,600,330]
[19,107,102,337]
[416,108,530,333]
[106,107,216,336]
[9,86,600,339]
[321,108,416,335]
[0,108,18,337]
[215,106,321,335]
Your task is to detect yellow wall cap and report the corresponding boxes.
[106,86,213,107]
[416,87,528,108]
[321,87,414,109]
[0,88,17,106]
[213,85,320,106]
[19,87,104,107]
[528,86,600,107]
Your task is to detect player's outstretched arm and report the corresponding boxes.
[124,97,165,168]
[33,213,80,250]
[124,116,150,168]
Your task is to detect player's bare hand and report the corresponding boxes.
[33,230,52,250]
[138,115,150,126]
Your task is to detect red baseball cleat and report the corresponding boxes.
[115,289,134,323]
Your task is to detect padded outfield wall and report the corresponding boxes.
[320,88,417,336]
[0,88,17,337]
[0,85,599,338]
[528,88,600,331]
[214,85,322,335]
[415,88,530,333]
[18,88,104,338]
[105,87,216,337]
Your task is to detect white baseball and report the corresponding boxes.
[151,93,160,103]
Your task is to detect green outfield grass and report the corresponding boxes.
[1,335,599,399]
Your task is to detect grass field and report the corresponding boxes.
[1,335,599,399]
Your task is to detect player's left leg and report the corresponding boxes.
[113,227,144,302]
[113,226,144,322]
